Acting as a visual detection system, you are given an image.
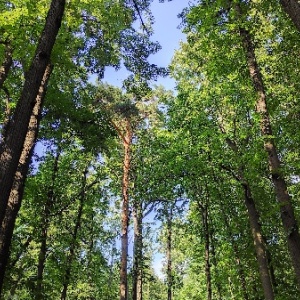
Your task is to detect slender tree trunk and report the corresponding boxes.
[0,41,13,89]
[221,138,275,298]
[0,0,66,226]
[61,169,87,300]
[132,199,143,300]
[9,236,33,270]
[209,228,222,300]
[279,0,300,32]
[238,13,300,286]
[166,204,173,300]
[197,200,212,300]
[36,216,49,300]
[36,149,60,300]
[242,182,275,300]
[0,64,52,294]
[4,236,32,298]
[120,118,132,300]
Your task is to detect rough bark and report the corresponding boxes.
[166,205,173,300]
[61,169,87,300]
[35,149,60,300]
[120,118,132,300]
[0,64,52,294]
[238,17,300,287]
[279,0,300,32]
[132,199,143,300]
[0,0,66,226]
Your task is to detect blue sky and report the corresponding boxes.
[102,0,187,91]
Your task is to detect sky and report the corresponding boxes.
[102,0,187,91]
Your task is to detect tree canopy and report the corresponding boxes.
[1,0,300,299]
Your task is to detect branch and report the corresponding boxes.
[220,164,241,182]
[110,119,127,145]
[132,0,151,35]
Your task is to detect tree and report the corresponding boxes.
[0,0,66,226]
[0,63,53,292]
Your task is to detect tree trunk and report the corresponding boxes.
[120,118,132,300]
[0,40,13,89]
[209,228,222,300]
[61,169,87,300]
[166,204,173,300]
[221,137,275,299]
[279,0,300,32]
[0,64,52,295]
[242,182,275,300]
[132,199,143,300]
[0,0,66,227]
[36,149,60,300]
[36,216,49,300]
[197,200,212,300]
[238,14,300,287]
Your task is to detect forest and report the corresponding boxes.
[1,0,300,299]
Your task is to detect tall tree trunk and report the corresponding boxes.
[209,228,222,300]
[237,10,300,286]
[197,199,212,300]
[0,64,52,294]
[221,137,275,299]
[242,182,275,300]
[166,204,173,300]
[279,0,300,32]
[61,168,87,300]
[132,199,143,300]
[120,118,132,300]
[36,149,60,300]
[36,215,49,300]
[0,0,66,226]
